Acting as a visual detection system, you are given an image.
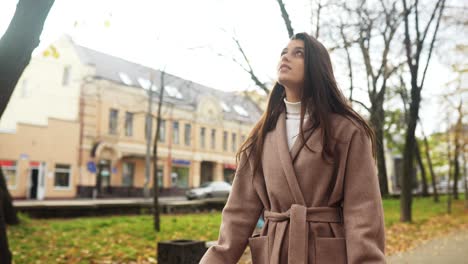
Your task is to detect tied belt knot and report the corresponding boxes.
[263,205,343,264]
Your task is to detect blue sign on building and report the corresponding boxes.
[172,159,191,166]
[87,161,96,173]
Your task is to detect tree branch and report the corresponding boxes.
[419,0,446,90]
[276,0,294,38]
[232,36,270,94]
[351,98,371,112]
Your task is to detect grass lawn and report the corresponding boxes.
[7,195,468,263]
[382,194,466,226]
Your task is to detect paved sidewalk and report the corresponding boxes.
[387,229,468,264]
[236,229,468,263]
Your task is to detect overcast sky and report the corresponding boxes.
[0,0,464,135]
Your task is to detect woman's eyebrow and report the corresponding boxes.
[281,46,304,54]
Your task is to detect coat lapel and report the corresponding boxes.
[275,111,306,205]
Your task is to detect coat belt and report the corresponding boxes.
[263,205,343,264]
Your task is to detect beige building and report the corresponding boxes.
[0,36,262,199]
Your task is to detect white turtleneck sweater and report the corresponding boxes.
[284,98,309,150]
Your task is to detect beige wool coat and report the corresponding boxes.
[200,110,385,264]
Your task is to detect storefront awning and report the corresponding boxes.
[224,164,236,170]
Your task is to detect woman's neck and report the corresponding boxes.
[284,98,302,114]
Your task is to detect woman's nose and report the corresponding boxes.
[281,53,290,62]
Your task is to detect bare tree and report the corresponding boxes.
[152,71,166,232]
[337,0,403,196]
[400,0,446,222]
[0,1,55,262]
[395,77,431,198]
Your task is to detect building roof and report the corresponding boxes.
[72,44,262,124]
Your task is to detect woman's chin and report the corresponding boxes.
[278,78,299,89]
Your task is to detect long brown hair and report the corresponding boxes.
[236,32,376,176]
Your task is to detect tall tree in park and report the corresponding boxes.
[400,0,446,222]
[0,0,55,262]
[152,71,167,232]
[338,0,402,196]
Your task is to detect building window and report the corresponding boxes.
[1,160,17,188]
[54,164,71,188]
[223,131,228,151]
[158,119,166,142]
[184,123,191,146]
[200,127,206,148]
[125,112,133,137]
[211,129,216,149]
[109,109,118,135]
[241,134,246,145]
[62,66,71,86]
[173,121,179,144]
[122,162,135,187]
[157,167,163,187]
[232,133,237,152]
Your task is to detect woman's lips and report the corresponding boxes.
[279,64,291,71]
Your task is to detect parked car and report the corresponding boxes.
[436,179,466,192]
[185,181,232,200]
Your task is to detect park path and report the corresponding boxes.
[236,229,468,264]
[387,229,468,264]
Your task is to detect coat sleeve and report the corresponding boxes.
[199,152,264,264]
[343,130,386,263]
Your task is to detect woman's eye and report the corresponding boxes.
[280,51,287,56]
[295,50,304,56]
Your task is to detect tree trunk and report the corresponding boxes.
[446,119,452,214]
[423,134,439,202]
[370,107,389,197]
[452,111,462,200]
[152,71,166,232]
[0,170,18,225]
[463,139,467,209]
[400,85,421,222]
[415,141,429,196]
[0,0,55,116]
[0,197,12,264]
[452,138,460,200]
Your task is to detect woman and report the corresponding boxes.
[200,32,385,264]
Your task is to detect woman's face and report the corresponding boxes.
[277,39,305,90]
